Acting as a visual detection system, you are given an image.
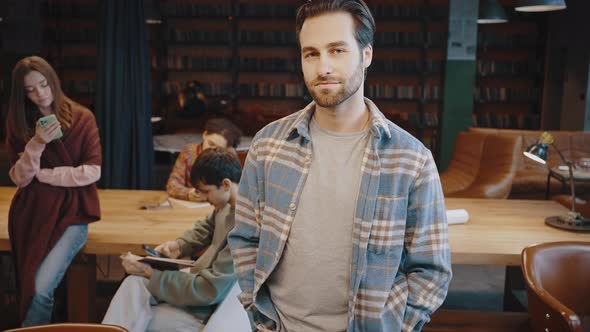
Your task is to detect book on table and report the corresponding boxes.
[128,253,195,271]
[138,195,211,210]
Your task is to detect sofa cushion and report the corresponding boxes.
[449,134,522,199]
[440,131,488,195]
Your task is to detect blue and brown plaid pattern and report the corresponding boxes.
[228,98,452,332]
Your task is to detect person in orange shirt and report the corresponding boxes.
[166,118,242,201]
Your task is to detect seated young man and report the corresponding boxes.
[102,147,241,332]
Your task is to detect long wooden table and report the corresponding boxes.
[0,187,213,253]
[1,186,590,322]
[445,198,590,265]
[0,186,213,322]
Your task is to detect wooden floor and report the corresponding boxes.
[425,310,531,332]
[1,254,534,331]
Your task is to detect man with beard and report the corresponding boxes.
[228,1,452,331]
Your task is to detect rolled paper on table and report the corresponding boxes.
[446,209,469,225]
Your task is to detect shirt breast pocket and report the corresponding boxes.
[367,196,407,253]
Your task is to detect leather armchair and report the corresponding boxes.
[447,134,523,199]
[522,242,590,332]
[4,324,128,332]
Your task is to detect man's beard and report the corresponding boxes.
[306,61,365,108]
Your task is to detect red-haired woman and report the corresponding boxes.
[166,118,242,202]
[6,56,101,326]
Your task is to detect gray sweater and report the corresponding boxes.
[147,204,237,323]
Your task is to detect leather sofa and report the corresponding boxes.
[440,131,488,196]
[441,131,523,199]
[468,128,590,199]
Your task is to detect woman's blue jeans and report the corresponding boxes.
[21,224,88,326]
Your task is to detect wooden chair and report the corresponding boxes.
[448,134,523,199]
[4,324,128,332]
[522,242,590,332]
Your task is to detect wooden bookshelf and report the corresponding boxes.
[147,0,451,141]
[149,0,235,132]
[366,0,449,152]
[40,0,451,143]
[473,8,545,130]
[42,0,98,109]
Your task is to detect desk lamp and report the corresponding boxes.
[523,132,590,232]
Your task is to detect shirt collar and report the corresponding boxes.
[287,97,391,142]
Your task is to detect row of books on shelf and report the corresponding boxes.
[167,30,299,46]
[478,32,538,48]
[473,112,539,129]
[422,112,439,127]
[476,59,541,76]
[161,3,298,18]
[152,55,231,71]
[52,57,441,77]
[367,84,441,100]
[62,80,96,94]
[152,57,300,73]
[369,4,448,19]
[238,4,296,18]
[370,59,443,74]
[167,30,230,44]
[384,110,539,133]
[164,30,446,48]
[163,81,443,100]
[158,3,448,20]
[45,28,97,42]
[44,1,96,18]
[474,87,539,103]
[58,56,97,69]
[383,110,438,128]
[163,81,232,96]
[239,31,296,46]
[238,33,457,48]
[409,112,439,127]
[239,57,300,72]
[374,31,446,48]
[238,83,305,98]
[161,3,231,18]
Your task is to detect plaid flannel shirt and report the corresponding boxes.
[228,98,451,332]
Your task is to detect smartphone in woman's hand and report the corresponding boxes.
[37,114,63,140]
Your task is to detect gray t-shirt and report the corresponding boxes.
[266,117,370,332]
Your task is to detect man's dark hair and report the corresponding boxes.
[295,0,376,49]
[190,147,242,187]
[204,118,243,149]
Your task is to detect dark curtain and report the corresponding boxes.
[95,0,154,189]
